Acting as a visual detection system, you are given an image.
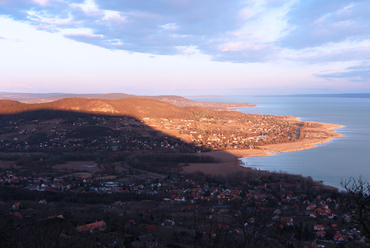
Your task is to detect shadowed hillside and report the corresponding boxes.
[0,97,264,173]
[0,106,221,174]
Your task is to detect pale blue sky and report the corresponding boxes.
[1,0,369,95]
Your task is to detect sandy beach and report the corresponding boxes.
[182,122,343,176]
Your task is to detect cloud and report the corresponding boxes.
[1,0,370,68]
[278,0,370,49]
[0,83,35,91]
[281,40,370,63]
[0,0,280,61]
[34,0,50,7]
[211,44,278,63]
[316,61,370,82]
[16,83,35,89]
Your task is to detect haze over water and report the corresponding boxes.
[189,95,370,189]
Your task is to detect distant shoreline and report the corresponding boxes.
[184,95,224,98]
[183,122,343,176]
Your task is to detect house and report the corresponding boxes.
[217,224,229,230]
[181,205,197,211]
[111,201,122,208]
[232,195,242,201]
[316,230,326,238]
[281,217,293,226]
[12,202,22,210]
[171,195,186,202]
[316,209,327,216]
[321,204,329,209]
[334,232,347,242]
[11,212,22,219]
[162,219,175,226]
[131,233,157,248]
[310,212,317,218]
[217,193,226,199]
[76,221,106,233]
[147,225,157,232]
[287,218,294,226]
[327,213,337,220]
[314,224,325,231]
[128,220,136,225]
[274,209,281,215]
[192,195,203,201]
[306,204,316,211]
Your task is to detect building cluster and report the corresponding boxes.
[1,168,367,247]
[0,116,203,153]
[0,113,308,154]
[144,115,301,150]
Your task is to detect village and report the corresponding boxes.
[0,109,361,247]
[0,110,327,154]
[0,161,367,247]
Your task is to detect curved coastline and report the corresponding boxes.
[182,121,344,176]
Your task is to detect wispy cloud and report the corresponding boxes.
[317,61,370,82]
[278,0,370,49]
[0,83,35,91]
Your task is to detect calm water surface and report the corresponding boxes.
[189,96,370,189]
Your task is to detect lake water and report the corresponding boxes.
[189,95,370,189]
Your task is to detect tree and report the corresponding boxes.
[341,176,370,238]
[229,207,278,248]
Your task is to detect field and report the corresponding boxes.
[53,161,100,172]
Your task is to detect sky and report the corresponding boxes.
[0,0,370,96]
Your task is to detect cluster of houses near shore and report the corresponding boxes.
[0,117,202,153]
[1,112,314,155]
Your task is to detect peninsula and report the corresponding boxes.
[0,96,350,248]
[0,96,342,176]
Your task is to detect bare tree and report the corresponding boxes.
[341,176,370,238]
[229,206,279,248]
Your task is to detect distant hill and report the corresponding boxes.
[0,93,135,103]
[0,93,255,110]
[0,98,196,119]
[267,93,370,98]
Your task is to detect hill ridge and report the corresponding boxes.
[0,92,256,110]
[0,97,196,119]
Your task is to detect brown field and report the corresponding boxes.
[53,161,101,172]
[116,177,136,183]
[129,200,157,212]
[0,161,16,169]
[69,172,93,178]
[95,175,118,180]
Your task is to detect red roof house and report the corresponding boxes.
[76,221,106,233]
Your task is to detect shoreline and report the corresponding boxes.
[182,122,344,178]
[234,122,343,158]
